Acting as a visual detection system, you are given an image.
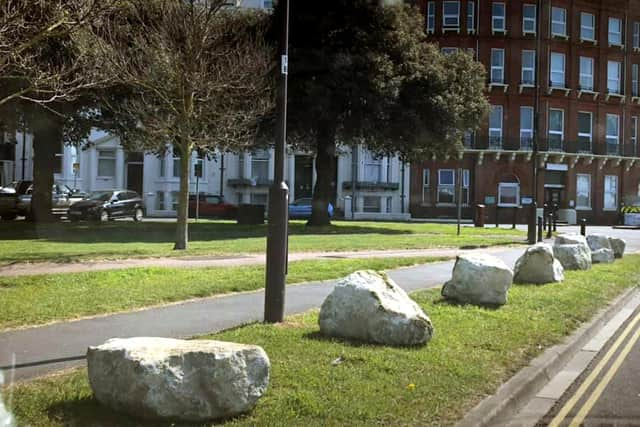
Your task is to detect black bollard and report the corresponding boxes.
[537,216,543,242]
[580,218,587,236]
[495,207,499,228]
[546,213,553,239]
[553,213,557,232]
[512,207,517,229]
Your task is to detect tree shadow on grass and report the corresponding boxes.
[302,331,427,351]
[46,395,251,426]
[432,296,504,311]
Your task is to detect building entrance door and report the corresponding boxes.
[294,155,313,200]
[544,187,563,215]
[125,152,144,195]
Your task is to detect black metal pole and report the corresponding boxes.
[264,0,290,324]
[456,167,462,236]
[528,0,542,245]
[537,216,543,242]
[219,154,225,198]
[580,218,587,236]
[546,213,553,239]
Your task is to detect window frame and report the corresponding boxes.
[251,149,270,182]
[548,108,565,150]
[550,52,566,88]
[521,50,536,85]
[604,175,619,211]
[579,56,594,91]
[607,60,622,94]
[609,17,623,46]
[606,113,620,147]
[580,12,596,41]
[498,182,520,207]
[97,149,117,178]
[520,106,534,150]
[490,48,505,84]
[422,169,431,205]
[427,1,435,33]
[363,151,383,182]
[489,105,503,148]
[633,64,639,96]
[467,1,475,33]
[443,1,460,29]
[551,7,567,37]
[634,22,640,48]
[576,174,592,209]
[522,4,536,34]
[577,111,593,152]
[492,2,506,32]
[437,169,456,204]
[363,196,381,213]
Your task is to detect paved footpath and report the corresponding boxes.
[0,247,524,382]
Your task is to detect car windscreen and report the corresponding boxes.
[89,191,113,201]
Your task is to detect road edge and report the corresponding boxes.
[456,286,640,427]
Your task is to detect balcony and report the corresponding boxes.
[227,177,271,188]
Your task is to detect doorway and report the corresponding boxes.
[126,152,144,195]
[294,155,313,200]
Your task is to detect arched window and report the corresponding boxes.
[498,174,520,207]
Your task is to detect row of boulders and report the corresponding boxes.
[86,233,627,422]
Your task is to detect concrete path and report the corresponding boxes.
[0,247,524,382]
[0,246,517,278]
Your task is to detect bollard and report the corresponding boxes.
[512,207,517,229]
[580,218,587,236]
[546,213,553,239]
[537,216,543,242]
[553,211,557,231]
[495,207,499,228]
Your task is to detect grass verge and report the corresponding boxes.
[6,256,640,426]
[0,256,446,331]
[0,220,524,264]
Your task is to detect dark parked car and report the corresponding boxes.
[288,197,334,219]
[68,190,144,222]
[188,194,237,219]
[0,181,32,220]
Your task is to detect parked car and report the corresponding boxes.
[68,190,144,222]
[288,197,334,219]
[188,194,237,219]
[16,184,87,219]
[0,181,32,220]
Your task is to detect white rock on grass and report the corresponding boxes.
[514,243,564,284]
[441,254,513,306]
[87,338,270,422]
[555,233,590,249]
[553,244,592,270]
[586,234,612,252]
[608,237,626,258]
[591,248,615,264]
[319,270,433,346]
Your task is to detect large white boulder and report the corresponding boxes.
[319,270,433,346]
[555,233,590,249]
[87,338,270,422]
[0,372,15,427]
[587,234,612,252]
[441,254,513,306]
[591,248,615,264]
[553,244,592,270]
[514,243,564,284]
[608,237,626,258]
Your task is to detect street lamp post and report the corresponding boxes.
[264,0,290,323]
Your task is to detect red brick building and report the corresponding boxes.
[410,0,640,225]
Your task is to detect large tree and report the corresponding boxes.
[272,1,489,225]
[91,0,274,249]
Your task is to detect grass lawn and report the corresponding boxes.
[0,256,446,331]
[6,256,640,426]
[0,220,525,264]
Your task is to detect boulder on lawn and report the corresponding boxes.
[586,234,612,252]
[608,237,626,258]
[591,248,615,264]
[87,337,270,422]
[319,270,433,346]
[555,233,590,249]
[553,244,592,270]
[514,243,564,284]
[441,254,513,306]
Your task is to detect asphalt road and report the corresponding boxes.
[539,305,640,426]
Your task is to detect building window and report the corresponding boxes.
[172,154,181,178]
[633,116,639,150]
[498,183,520,207]
[551,7,566,37]
[98,150,116,177]
[548,109,564,151]
[443,1,460,29]
[422,169,431,204]
[489,105,503,148]
[155,191,165,210]
[463,130,475,148]
[364,151,382,182]
[461,169,470,205]
[550,52,565,87]
[607,60,622,94]
[633,64,639,96]
[467,1,475,32]
[386,197,393,213]
[576,174,591,209]
[437,169,455,204]
[441,47,458,55]
[579,57,594,91]
[606,114,620,154]
[53,144,63,175]
[427,1,435,33]
[193,154,204,178]
[251,149,270,182]
[580,12,595,41]
[492,2,505,32]
[522,4,536,34]
[520,106,534,150]
[171,191,180,211]
[159,155,166,178]
[363,196,381,213]
[238,152,245,179]
[577,112,592,152]
[250,193,268,206]
[609,17,623,46]
[634,22,640,48]
[490,48,505,83]
[604,175,618,210]
[521,50,535,85]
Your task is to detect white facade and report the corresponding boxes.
[6,131,411,220]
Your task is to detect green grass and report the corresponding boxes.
[0,220,525,264]
[0,256,446,331]
[6,256,640,426]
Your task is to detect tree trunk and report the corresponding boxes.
[31,116,62,223]
[308,124,337,226]
[174,143,191,250]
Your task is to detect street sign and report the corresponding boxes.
[194,163,203,178]
[72,163,80,173]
